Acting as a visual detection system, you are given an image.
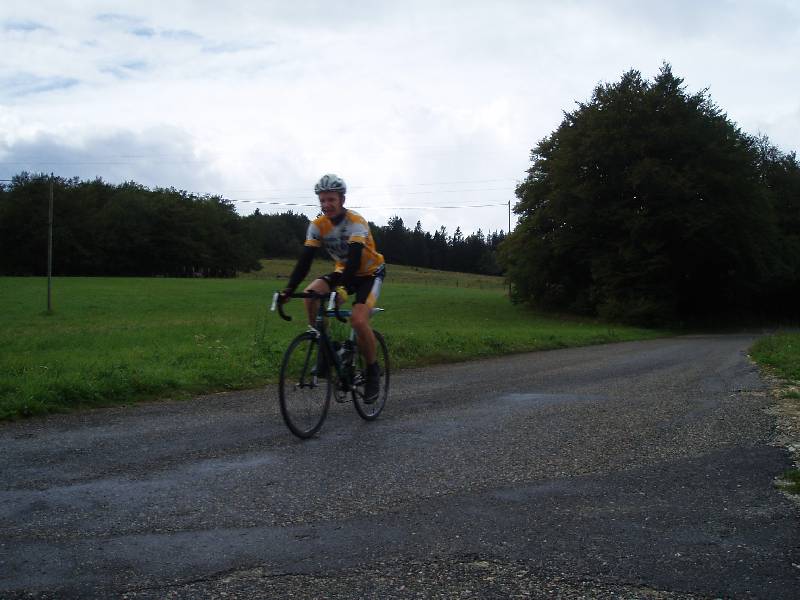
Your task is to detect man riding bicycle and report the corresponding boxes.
[279,174,386,403]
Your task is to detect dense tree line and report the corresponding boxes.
[243,209,310,262]
[0,173,505,277]
[371,216,505,275]
[0,175,267,276]
[500,65,800,325]
[246,210,507,275]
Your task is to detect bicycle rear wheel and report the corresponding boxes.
[352,330,390,421]
[279,332,331,438]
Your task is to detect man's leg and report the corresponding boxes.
[303,278,331,327]
[350,303,376,363]
[303,278,331,378]
[351,301,381,403]
[349,271,384,403]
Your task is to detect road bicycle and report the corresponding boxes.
[271,291,390,439]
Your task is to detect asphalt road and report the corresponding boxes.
[1,334,798,599]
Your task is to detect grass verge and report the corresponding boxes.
[750,331,800,497]
[1,273,664,420]
[777,469,800,495]
[750,332,800,383]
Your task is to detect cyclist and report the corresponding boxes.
[279,174,386,403]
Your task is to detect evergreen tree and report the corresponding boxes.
[500,65,788,324]
[0,173,509,278]
[0,174,263,277]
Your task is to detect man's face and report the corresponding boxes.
[318,191,345,219]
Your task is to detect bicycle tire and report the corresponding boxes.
[352,329,390,421]
[279,332,331,438]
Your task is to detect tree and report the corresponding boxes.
[408,220,430,267]
[244,210,309,259]
[429,226,448,270]
[751,136,800,314]
[0,173,510,278]
[500,65,787,325]
[0,173,52,275]
[380,216,411,265]
[0,174,264,277]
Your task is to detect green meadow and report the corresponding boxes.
[1,266,664,419]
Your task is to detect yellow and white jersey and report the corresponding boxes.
[304,210,385,276]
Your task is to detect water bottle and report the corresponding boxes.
[340,339,354,368]
[334,341,346,364]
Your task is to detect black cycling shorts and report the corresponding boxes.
[321,265,386,307]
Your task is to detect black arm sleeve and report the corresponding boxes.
[341,242,363,291]
[286,246,316,292]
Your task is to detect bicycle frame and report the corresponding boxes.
[272,291,358,390]
[312,310,358,391]
[272,289,390,438]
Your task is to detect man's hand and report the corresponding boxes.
[335,286,348,304]
[278,288,293,304]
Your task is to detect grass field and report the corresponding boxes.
[239,259,507,289]
[1,270,664,420]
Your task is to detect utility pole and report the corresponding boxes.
[507,200,512,298]
[47,175,54,313]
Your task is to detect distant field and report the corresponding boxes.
[239,258,506,289]
[0,271,664,419]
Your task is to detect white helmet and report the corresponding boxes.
[314,173,346,195]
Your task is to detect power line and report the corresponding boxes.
[231,200,508,209]
[355,204,507,210]
[219,178,517,194]
[0,176,517,201]
[0,167,517,191]
[0,173,516,223]
[0,160,207,166]
[227,187,515,203]
[0,153,204,164]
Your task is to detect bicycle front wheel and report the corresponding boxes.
[352,329,390,421]
[279,332,331,439]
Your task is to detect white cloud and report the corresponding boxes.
[1,0,798,234]
[0,128,228,193]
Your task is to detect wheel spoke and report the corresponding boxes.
[352,330,390,421]
[279,333,330,438]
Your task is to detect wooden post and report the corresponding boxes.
[507,200,512,298]
[47,176,53,312]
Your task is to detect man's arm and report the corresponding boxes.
[341,242,363,291]
[283,246,316,295]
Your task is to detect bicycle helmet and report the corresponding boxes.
[314,173,347,195]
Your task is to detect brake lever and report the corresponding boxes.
[271,292,292,321]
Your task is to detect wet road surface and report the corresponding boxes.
[1,334,798,598]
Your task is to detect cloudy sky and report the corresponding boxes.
[1,1,798,235]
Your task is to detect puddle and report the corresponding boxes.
[184,453,281,477]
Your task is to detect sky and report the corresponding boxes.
[1,1,798,236]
